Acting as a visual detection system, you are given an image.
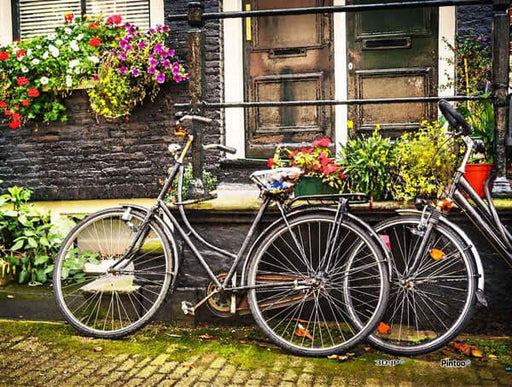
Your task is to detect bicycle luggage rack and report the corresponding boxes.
[288,193,371,206]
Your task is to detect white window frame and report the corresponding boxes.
[0,0,164,45]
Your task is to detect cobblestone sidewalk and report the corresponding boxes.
[0,320,511,386]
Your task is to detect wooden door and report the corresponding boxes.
[347,1,438,137]
[244,0,334,158]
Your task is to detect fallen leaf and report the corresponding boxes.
[327,354,349,362]
[295,327,313,341]
[452,341,470,356]
[377,322,391,335]
[184,364,196,368]
[488,354,498,360]
[257,343,269,348]
[199,334,217,340]
[429,249,445,261]
[238,340,247,344]
[93,347,103,352]
[7,295,14,299]
[470,345,483,358]
[364,346,371,352]
[166,334,182,338]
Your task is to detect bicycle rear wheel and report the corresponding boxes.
[369,216,477,355]
[53,208,173,338]
[247,213,389,357]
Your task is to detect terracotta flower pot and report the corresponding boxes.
[465,163,494,197]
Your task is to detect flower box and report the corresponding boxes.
[294,176,338,197]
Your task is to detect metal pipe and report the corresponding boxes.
[167,0,492,22]
[174,95,487,110]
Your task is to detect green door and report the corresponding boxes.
[347,1,439,137]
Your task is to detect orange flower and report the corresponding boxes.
[28,88,40,98]
[89,37,101,47]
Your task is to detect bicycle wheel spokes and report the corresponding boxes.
[249,214,388,356]
[371,217,476,355]
[54,210,172,337]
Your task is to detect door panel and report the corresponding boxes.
[347,0,438,137]
[245,0,334,158]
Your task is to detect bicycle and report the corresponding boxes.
[53,114,390,357]
[368,100,509,355]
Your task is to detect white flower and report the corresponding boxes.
[21,66,28,73]
[31,58,40,65]
[40,76,49,85]
[66,69,72,74]
[64,27,72,35]
[42,52,49,60]
[51,49,59,58]
[66,75,73,88]
[27,49,32,57]
[55,39,63,46]
[47,33,56,41]
[49,45,59,58]
[69,59,80,68]
[36,45,42,49]
[87,55,99,64]
[70,40,79,52]
[74,67,81,74]
[76,33,83,41]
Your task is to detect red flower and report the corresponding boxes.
[64,13,74,22]
[312,138,331,148]
[28,88,40,98]
[107,15,122,24]
[12,113,20,121]
[8,121,20,129]
[267,158,274,168]
[17,76,29,86]
[5,110,11,116]
[0,51,9,61]
[0,101,7,109]
[16,50,25,58]
[21,100,30,107]
[89,37,101,47]
[89,23,99,29]
[288,149,299,159]
[339,172,345,180]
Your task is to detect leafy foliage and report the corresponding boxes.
[338,130,394,200]
[0,186,75,285]
[165,165,217,202]
[390,121,462,202]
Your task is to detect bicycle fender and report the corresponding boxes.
[240,205,393,284]
[119,204,180,294]
[395,209,485,294]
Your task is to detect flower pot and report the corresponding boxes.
[465,163,494,197]
[294,176,338,197]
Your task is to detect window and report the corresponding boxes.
[14,0,151,40]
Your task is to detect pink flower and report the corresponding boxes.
[119,66,128,74]
[132,68,140,77]
[148,67,156,74]
[312,138,331,148]
[156,72,165,84]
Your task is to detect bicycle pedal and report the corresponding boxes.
[181,301,195,316]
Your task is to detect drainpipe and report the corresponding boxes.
[491,0,512,196]
[185,1,207,199]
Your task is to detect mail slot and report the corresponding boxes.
[269,47,307,58]
[362,37,412,50]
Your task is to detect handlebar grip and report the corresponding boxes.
[438,100,473,136]
[178,115,213,125]
[203,144,237,154]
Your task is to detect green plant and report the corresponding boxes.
[268,138,345,191]
[390,121,462,202]
[0,186,75,284]
[165,165,217,202]
[338,130,394,200]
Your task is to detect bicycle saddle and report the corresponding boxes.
[250,167,303,195]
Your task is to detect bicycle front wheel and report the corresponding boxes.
[247,213,389,357]
[369,216,477,355]
[53,208,173,338]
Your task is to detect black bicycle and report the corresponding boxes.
[53,114,390,357]
[369,100,509,355]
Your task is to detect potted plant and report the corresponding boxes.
[268,138,345,196]
[457,98,495,197]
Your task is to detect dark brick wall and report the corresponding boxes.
[456,4,493,39]
[0,0,223,201]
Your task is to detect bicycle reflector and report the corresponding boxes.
[429,248,445,261]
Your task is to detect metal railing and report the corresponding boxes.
[167,0,512,197]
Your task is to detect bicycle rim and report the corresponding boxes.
[368,216,477,355]
[53,209,172,338]
[247,213,388,356]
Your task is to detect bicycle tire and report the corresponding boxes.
[53,208,173,338]
[368,215,477,355]
[247,212,389,357]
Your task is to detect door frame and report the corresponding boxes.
[222,0,455,159]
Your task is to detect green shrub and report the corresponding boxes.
[165,165,217,202]
[0,186,74,285]
[338,130,394,200]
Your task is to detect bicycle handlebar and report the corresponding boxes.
[203,144,237,154]
[176,113,213,125]
[438,100,473,136]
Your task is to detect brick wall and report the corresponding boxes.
[0,0,223,201]
[457,4,493,39]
